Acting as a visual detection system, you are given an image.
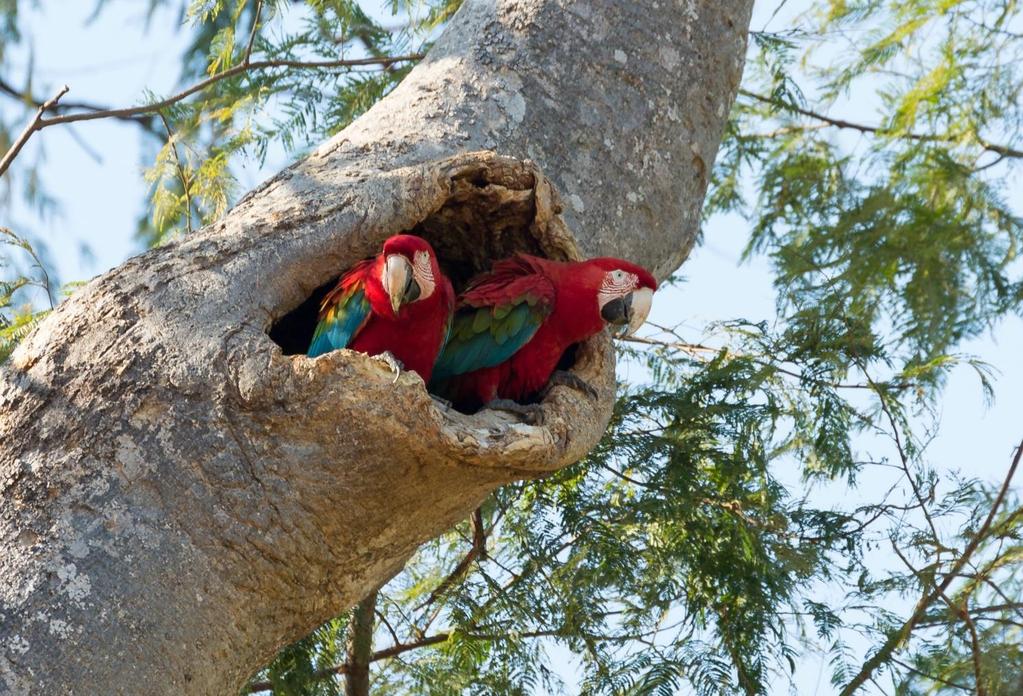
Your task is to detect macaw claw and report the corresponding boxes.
[374,351,404,383]
[544,370,599,400]
[485,399,544,425]
[430,394,453,410]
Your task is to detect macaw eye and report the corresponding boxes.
[410,250,436,299]
[613,270,626,281]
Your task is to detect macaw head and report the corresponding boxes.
[586,257,658,336]
[380,234,440,316]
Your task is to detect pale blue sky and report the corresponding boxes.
[2,1,1021,694]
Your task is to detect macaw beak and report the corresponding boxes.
[601,287,654,336]
[384,254,414,316]
[625,287,653,336]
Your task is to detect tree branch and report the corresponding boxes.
[471,506,487,561]
[36,55,422,129]
[0,76,159,133]
[415,519,485,614]
[956,594,986,696]
[247,625,661,693]
[246,633,451,693]
[741,89,1023,159]
[0,84,69,178]
[344,591,377,696]
[839,438,1023,696]
[243,0,263,66]
[0,54,421,180]
[891,541,986,695]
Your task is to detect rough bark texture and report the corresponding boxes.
[0,1,753,693]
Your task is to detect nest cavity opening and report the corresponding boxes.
[270,157,575,357]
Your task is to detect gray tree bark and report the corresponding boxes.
[0,1,752,693]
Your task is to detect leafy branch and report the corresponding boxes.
[246,625,669,694]
[0,226,55,363]
[0,53,421,179]
[0,226,53,308]
[741,89,1023,160]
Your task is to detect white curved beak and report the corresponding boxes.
[626,287,653,336]
[383,254,412,316]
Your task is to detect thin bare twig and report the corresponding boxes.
[0,76,160,134]
[621,332,911,392]
[890,657,971,692]
[243,0,263,65]
[414,520,486,615]
[0,84,69,178]
[63,125,105,164]
[866,362,944,551]
[375,609,401,648]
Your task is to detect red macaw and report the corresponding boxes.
[308,234,454,383]
[429,254,657,412]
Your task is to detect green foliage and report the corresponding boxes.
[264,617,347,696]
[272,311,986,696]
[128,0,459,244]
[894,491,1023,695]
[720,3,1023,367]
[0,227,51,363]
[0,0,19,61]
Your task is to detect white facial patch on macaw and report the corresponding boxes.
[597,269,638,310]
[412,250,436,299]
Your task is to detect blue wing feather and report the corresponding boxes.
[307,283,372,357]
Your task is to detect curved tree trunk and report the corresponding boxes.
[0,1,753,693]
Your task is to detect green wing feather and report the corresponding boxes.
[430,258,555,383]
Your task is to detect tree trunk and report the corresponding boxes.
[344,592,377,696]
[0,1,752,693]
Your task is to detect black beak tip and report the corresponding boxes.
[601,294,633,325]
[403,277,421,305]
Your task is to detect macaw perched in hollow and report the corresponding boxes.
[307,234,454,383]
[429,254,657,412]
